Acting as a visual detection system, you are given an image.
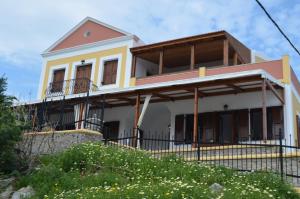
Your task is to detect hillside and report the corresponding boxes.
[16,142,299,199]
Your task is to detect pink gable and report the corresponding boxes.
[51,20,126,51]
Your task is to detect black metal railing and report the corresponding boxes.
[45,78,98,97]
[103,129,300,186]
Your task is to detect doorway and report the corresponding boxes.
[219,112,234,144]
[74,64,92,94]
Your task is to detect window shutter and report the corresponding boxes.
[103,60,118,85]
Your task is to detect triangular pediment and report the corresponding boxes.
[47,17,130,52]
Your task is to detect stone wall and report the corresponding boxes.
[18,129,103,155]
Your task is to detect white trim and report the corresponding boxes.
[44,17,132,53]
[46,64,69,96]
[37,59,47,99]
[283,84,294,141]
[97,54,122,90]
[42,35,134,58]
[70,58,96,94]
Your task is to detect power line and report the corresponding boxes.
[254,0,300,56]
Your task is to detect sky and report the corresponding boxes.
[1,0,300,101]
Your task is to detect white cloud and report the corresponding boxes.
[1,0,300,97]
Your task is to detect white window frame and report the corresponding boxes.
[70,58,96,94]
[98,54,122,90]
[47,64,69,96]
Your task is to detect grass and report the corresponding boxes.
[16,142,299,199]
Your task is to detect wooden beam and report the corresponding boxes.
[159,50,164,74]
[153,93,174,101]
[133,93,140,147]
[190,44,195,70]
[226,84,244,93]
[233,52,238,65]
[223,39,229,66]
[262,79,267,141]
[265,80,285,104]
[185,89,205,97]
[101,86,268,108]
[131,55,137,77]
[118,97,135,104]
[193,87,199,146]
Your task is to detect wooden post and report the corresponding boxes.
[193,87,199,146]
[262,78,267,141]
[131,55,136,77]
[190,44,195,70]
[233,52,238,65]
[159,50,164,74]
[134,93,140,147]
[223,39,229,66]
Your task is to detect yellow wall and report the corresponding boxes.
[41,46,128,99]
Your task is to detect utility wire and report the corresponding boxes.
[255,0,300,56]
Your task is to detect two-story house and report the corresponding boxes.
[29,17,300,149]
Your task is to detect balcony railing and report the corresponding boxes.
[45,78,98,97]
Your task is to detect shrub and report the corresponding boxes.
[0,76,22,173]
[16,142,300,199]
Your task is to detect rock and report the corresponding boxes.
[11,186,35,199]
[0,185,13,199]
[0,177,15,189]
[209,183,224,194]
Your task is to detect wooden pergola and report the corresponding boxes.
[130,30,251,78]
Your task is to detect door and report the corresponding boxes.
[51,69,65,93]
[201,112,216,144]
[74,64,92,94]
[102,60,118,85]
[219,112,234,144]
[104,121,120,141]
[250,109,262,140]
[236,109,249,141]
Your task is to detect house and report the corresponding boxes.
[28,17,300,149]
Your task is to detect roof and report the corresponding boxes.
[43,17,134,54]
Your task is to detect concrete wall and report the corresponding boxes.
[20,130,103,155]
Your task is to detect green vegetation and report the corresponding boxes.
[17,142,299,199]
[0,76,22,173]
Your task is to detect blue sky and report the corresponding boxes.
[1,0,300,101]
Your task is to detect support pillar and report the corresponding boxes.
[262,78,267,141]
[159,50,164,74]
[223,39,229,66]
[190,44,195,70]
[193,87,199,146]
[134,93,140,147]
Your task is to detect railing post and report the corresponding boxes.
[59,96,65,130]
[197,130,201,162]
[279,128,284,181]
[83,88,90,129]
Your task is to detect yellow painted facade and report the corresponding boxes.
[129,77,136,87]
[41,46,128,99]
[282,55,291,84]
[198,67,206,77]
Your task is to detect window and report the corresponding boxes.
[102,59,118,85]
[51,69,65,93]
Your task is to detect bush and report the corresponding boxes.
[17,142,300,199]
[0,76,22,173]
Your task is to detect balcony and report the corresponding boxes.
[45,78,98,97]
[130,31,252,86]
